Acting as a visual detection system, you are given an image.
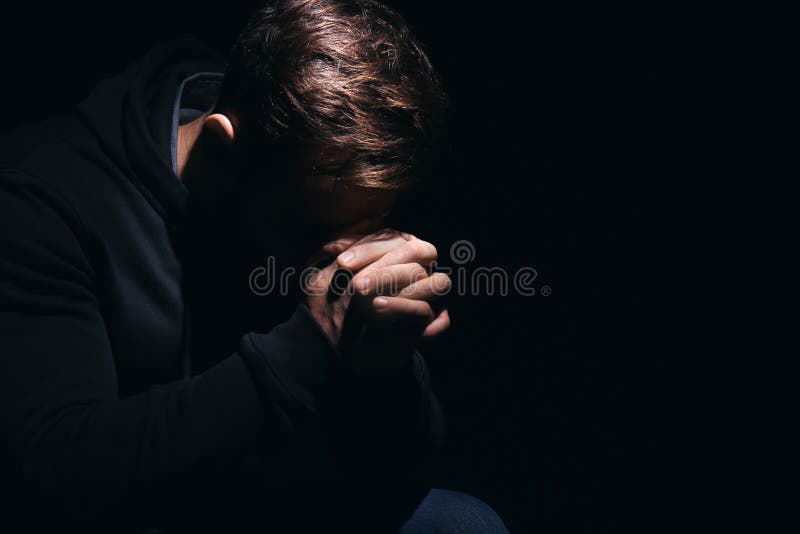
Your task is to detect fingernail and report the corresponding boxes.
[338,251,355,264]
[373,296,389,308]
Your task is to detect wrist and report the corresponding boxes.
[239,302,341,416]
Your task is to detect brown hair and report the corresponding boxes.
[216,0,449,189]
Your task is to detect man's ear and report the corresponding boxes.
[203,113,236,147]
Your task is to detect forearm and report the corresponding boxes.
[4,301,338,530]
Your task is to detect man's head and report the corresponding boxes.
[187,0,448,259]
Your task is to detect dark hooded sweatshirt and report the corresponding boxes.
[0,39,442,532]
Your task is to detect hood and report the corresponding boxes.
[76,38,225,223]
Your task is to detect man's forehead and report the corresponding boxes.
[302,179,398,230]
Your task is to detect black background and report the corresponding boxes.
[0,2,693,531]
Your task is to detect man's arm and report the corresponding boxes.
[0,172,340,528]
[292,229,450,484]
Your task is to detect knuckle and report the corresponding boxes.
[378,228,400,238]
[427,273,451,296]
[432,271,452,287]
[399,285,416,297]
[407,239,437,260]
[422,241,438,260]
[405,239,426,257]
[411,263,428,277]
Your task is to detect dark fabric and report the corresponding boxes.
[0,38,442,532]
[170,72,223,173]
[400,489,509,534]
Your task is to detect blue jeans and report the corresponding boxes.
[156,485,509,532]
[399,489,509,533]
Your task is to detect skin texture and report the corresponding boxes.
[178,112,451,373]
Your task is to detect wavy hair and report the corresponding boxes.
[216,0,449,189]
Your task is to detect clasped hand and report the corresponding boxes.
[304,228,451,374]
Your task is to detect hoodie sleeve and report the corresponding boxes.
[0,171,441,529]
[241,304,445,472]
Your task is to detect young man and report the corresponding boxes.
[0,0,507,532]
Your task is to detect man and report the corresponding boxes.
[0,0,508,532]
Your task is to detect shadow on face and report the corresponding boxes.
[183,120,399,270]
